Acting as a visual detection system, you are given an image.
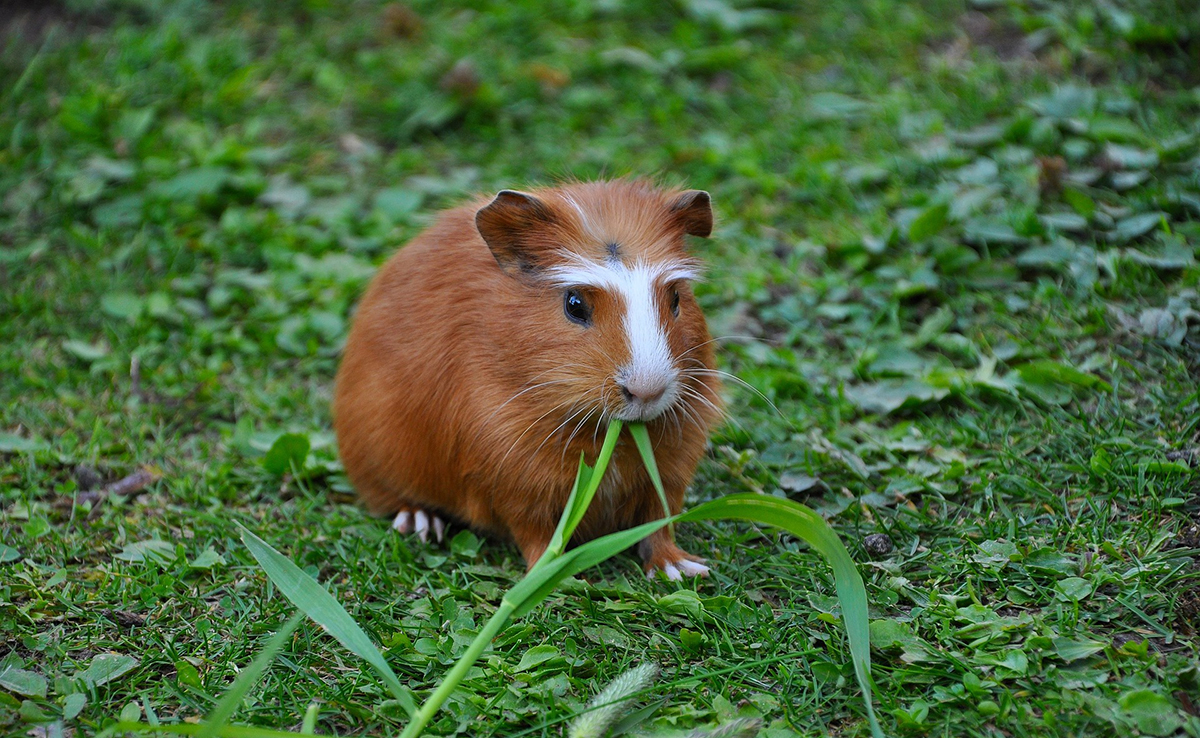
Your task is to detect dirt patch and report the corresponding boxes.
[927,10,1042,68]
[2,0,73,42]
[957,10,1034,61]
[0,0,116,46]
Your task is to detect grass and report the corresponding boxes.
[2,0,1199,736]
[150,421,877,738]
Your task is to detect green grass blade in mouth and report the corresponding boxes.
[629,422,672,533]
[544,419,624,561]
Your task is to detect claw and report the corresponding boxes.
[415,510,430,543]
[392,511,412,534]
[433,516,446,543]
[646,554,710,581]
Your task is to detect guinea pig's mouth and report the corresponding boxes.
[612,378,681,423]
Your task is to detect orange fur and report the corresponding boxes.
[333,180,723,572]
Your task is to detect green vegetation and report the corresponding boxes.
[147,422,877,738]
[2,0,1198,736]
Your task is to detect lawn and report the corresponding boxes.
[2,0,1199,736]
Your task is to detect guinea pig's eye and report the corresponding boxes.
[563,289,592,326]
[670,288,681,318]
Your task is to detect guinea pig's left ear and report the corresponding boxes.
[476,190,558,277]
[668,190,713,238]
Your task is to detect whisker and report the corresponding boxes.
[677,334,771,360]
[561,402,602,464]
[532,401,592,461]
[482,378,578,428]
[678,384,724,418]
[499,400,572,468]
[682,367,788,422]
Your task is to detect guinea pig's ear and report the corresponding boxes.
[668,190,713,238]
[476,190,558,276]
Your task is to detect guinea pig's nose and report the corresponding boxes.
[620,379,667,405]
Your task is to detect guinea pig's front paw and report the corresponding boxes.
[391,507,446,544]
[642,543,711,581]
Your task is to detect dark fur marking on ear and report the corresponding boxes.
[476,189,559,278]
[668,190,713,238]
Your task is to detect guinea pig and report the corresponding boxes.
[333,179,724,579]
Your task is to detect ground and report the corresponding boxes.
[1,0,1199,736]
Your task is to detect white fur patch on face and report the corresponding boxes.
[546,254,699,421]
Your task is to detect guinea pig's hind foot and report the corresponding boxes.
[641,540,710,581]
[391,507,446,544]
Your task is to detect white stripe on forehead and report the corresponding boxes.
[543,253,702,291]
[544,254,696,391]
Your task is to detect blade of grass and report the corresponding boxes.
[555,419,623,554]
[402,422,881,738]
[219,422,879,738]
[117,723,308,738]
[513,496,881,737]
[628,422,672,533]
[197,611,304,738]
[680,495,881,738]
[543,452,593,564]
[237,525,417,717]
[398,598,518,738]
[401,421,627,738]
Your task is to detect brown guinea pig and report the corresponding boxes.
[333,179,724,579]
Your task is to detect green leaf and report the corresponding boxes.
[1118,690,1184,736]
[150,167,232,202]
[188,547,226,570]
[174,660,202,689]
[121,701,143,723]
[545,420,623,559]
[1055,577,1093,602]
[19,700,51,722]
[0,545,19,563]
[1052,637,1105,662]
[1015,360,1112,392]
[197,613,304,738]
[262,433,310,475]
[1110,212,1165,243]
[844,379,949,414]
[102,292,145,321]
[0,433,48,454]
[1063,188,1095,218]
[114,539,177,565]
[1137,460,1194,476]
[515,645,559,672]
[373,188,422,219]
[63,339,109,363]
[238,525,416,716]
[907,202,949,242]
[0,666,48,698]
[77,653,138,687]
[449,530,482,558]
[805,91,872,121]
[63,692,87,720]
[657,590,705,620]
[1102,143,1157,169]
